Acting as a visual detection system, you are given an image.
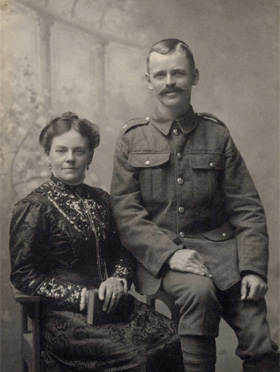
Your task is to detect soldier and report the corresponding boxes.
[110,39,279,372]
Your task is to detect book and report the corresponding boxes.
[87,289,100,325]
[87,289,134,325]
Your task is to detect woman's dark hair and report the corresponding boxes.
[146,38,195,72]
[39,112,100,154]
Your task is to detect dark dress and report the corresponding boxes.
[10,175,183,372]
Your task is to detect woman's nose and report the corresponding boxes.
[66,151,75,162]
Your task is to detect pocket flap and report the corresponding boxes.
[189,153,225,170]
[128,152,170,168]
[200,222,235,241]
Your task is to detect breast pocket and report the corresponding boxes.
[128,152,171,204]
[189,153,225,202]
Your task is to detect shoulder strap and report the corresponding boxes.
[197,112,226,126]
[122,117,150,134]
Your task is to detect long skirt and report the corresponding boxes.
[40,296,184,372]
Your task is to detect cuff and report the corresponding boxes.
[79,287,88,311]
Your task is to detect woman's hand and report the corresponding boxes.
[98,277,124,313]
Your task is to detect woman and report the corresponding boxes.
[10,112,183,372]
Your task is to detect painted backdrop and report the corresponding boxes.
[1,1,279,371]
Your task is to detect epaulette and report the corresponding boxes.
[197,112,226,126]
[122,117,150,134]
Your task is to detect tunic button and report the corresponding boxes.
[222,233,227,237]
[145,117,150,121]
[179,232,185,238]
[209,162,215,168]
[178,207,185,214]
[173,128,180,136]
[177,152,182,160]
[177,178,184,185]
[145,160,150,166]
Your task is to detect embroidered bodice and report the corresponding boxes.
[10,175,135,311]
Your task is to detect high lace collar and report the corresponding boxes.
[50,173,85,193]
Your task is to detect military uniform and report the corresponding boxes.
[111,106,279,371]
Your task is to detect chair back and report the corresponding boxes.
[11,284,41,372]
[146,290,179,323]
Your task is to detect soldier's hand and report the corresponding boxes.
[241,273,268,301]
[168,249,212,279]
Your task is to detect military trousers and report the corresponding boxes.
[161,270,279,371]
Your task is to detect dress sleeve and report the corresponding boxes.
[9,198,84,311]
[222,133,269,280]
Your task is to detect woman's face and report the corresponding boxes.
[48,129,93,184]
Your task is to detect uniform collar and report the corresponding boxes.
[149,105,197,136]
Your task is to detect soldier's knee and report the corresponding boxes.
[176,277,222,317]
[176,277,221,336]
[180,276,217,306]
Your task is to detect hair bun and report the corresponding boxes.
[61,112,79,120]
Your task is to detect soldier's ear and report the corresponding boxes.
[145,73,154,90]
[192,68,199,86]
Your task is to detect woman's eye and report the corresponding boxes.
[56,149,66,153]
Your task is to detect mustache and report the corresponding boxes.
[159,86,185,95]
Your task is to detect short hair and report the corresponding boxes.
[146,39,195,72]
[39,112,100,154]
